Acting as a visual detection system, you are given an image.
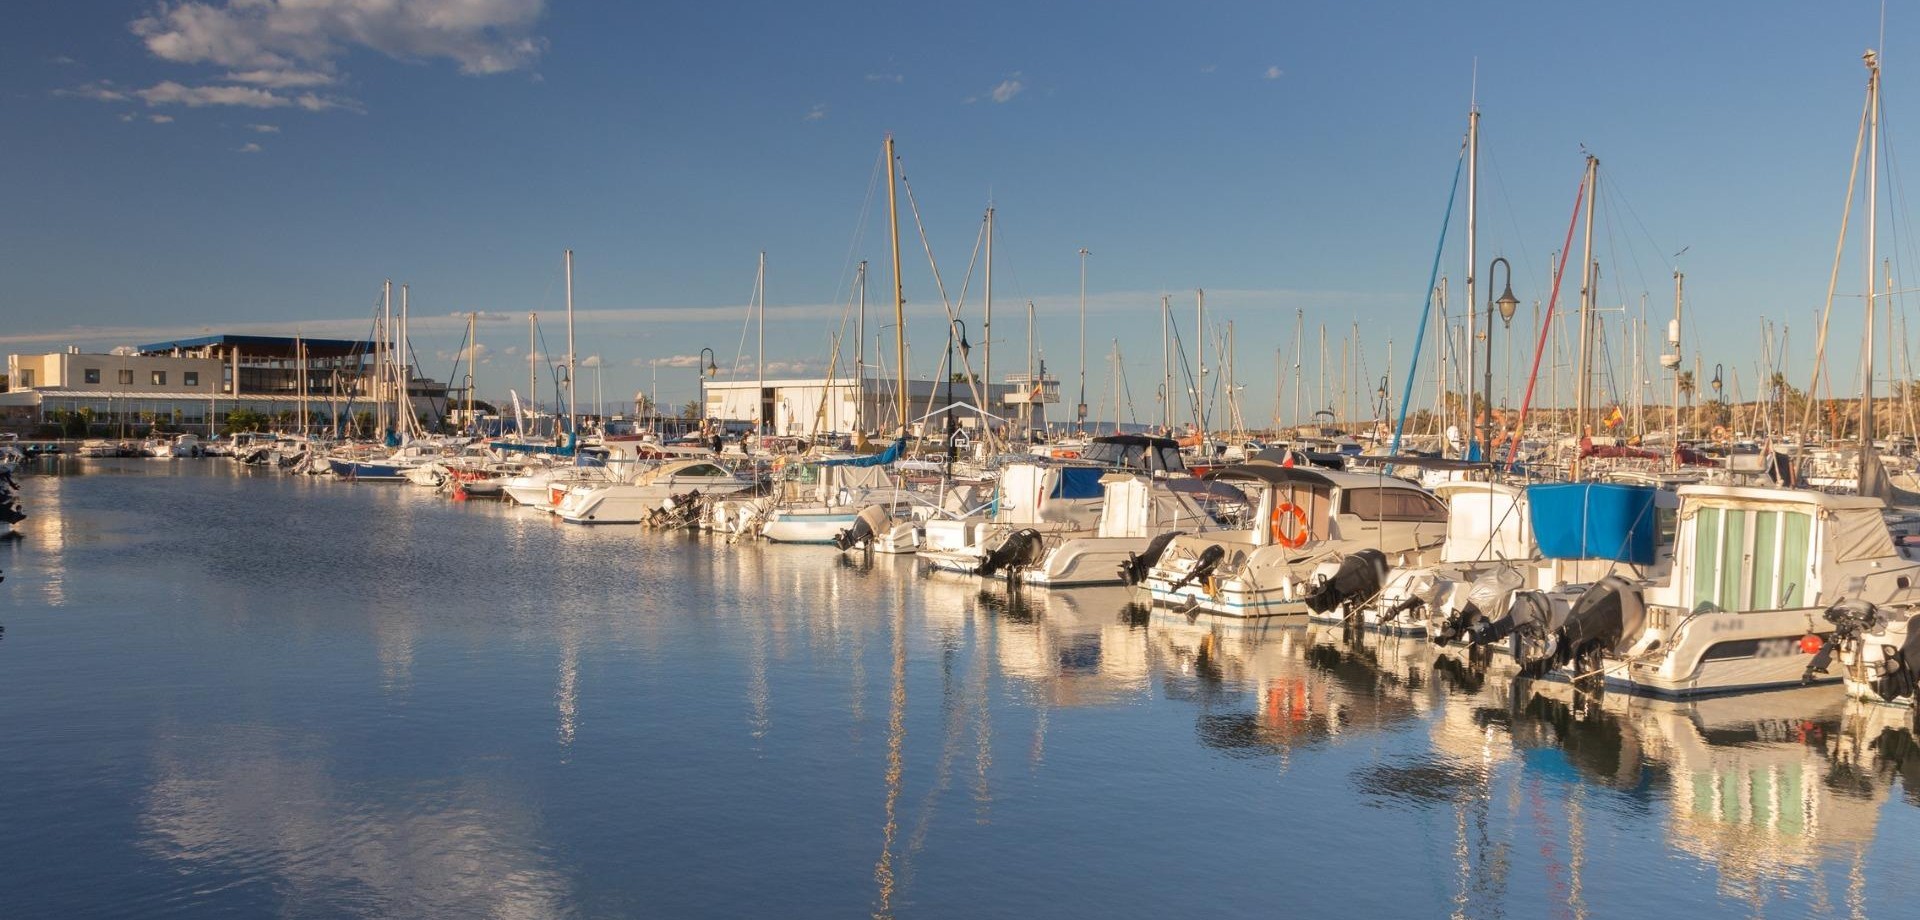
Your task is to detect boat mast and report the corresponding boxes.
[757,250,767,438]
[1078,247,1090,432]
[399,283,411,438]
[1571,153,1600,480]
[1293,309,1304,432]
[886,135,906,436]
[1026,300,1036,435]
[1195,289,1206,439]
[1464,99,1480,455]
[856,261,867,434]
[984,207,994,427]
[384,280,395,439]
[1863,49,1881,451]
[465,312,477,432]
[527,312,537,425]
[564,249,576,438]
[1161,295,1172,432]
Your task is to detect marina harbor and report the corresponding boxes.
[13,2,1920,916]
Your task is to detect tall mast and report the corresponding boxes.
[1863,49,1881,449]
[465,312,477,431]
[886,135,906,435]
[856,261,867,434]
[378,280,391,438]
[564,249,576,437]
[528,312,537,423]
[399,283,410,437]
[1077,247,1091,431]
[1026,300,1036,435]
[1195,289,1206,435]
[1293,308,1303,431]
[1161,295,1172,431]
[1465,101,1480,453]
[1572,154,1600,479]
[757,250,767,437]
[984,207,995,422]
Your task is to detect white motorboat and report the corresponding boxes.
[551,458,759,524]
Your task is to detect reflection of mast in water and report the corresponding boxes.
[556,626,579,750]
[973,602,994,822]
[872,586,907,918]
[747,602,770,741]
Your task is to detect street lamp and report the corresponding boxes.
[1483,257,1519,459]
[947,319,971,462]
[697,347,717,423]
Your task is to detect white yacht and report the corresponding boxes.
[550,459,759,524]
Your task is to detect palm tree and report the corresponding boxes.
[680,399,703,421]
[1677,370,1696,436]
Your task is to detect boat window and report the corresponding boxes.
[1691,506,1811,611]
[682,464,724,477]
[1343,488,1448,523]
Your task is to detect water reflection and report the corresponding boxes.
[6,462,1920,918]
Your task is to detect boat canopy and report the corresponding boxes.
[1527,482,1659,565]
[1080,435,1184,473]
[1204,462,1336,489]
[818,437,905,468]
[1437,481,1532,564]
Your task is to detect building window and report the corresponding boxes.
[184,371,199,387]
[84,368,101,384]
[17,369,31,388]
[151,371,167,386]
[118,369,134,385]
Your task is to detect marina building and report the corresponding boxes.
[1,335,451,435]
[699,372,1056,437]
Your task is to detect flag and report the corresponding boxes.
[1604,406,1624,428]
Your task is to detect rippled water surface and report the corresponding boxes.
[5,459,1920,918]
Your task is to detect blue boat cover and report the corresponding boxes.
[818,437,906,468]
[1527,483,1659,564]
[1051,467,1106,500]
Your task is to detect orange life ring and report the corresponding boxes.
[1052,449,1080,459]
[1270,501,1309,548]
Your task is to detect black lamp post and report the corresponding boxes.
[947,319,970,462]
[697,347,717,423]
[1483,257,1520,457]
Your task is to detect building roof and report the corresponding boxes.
[137,334,376,359]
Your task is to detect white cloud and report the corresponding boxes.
[248,123,279,133]
[990,73,1025,103]
[57,80,129,102]
[118,113,135,122]
[1200,64,1217,74]
[149,114,174,123]
[51,55,80,66]
[130,0,549,78]
[236,141,262,153]
[136,80,290,108]
[656,354,710,369]
[224,68,334,88]
[579,354,602,368]
[1263,65,1284,80]
[864,72,903,84]
[804,103,827,121]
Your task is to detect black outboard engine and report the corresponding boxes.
[1167,543,1227,592]
[833,505,894,552]
[1873,626,1920,702]
[1377,573,1451,630]
[1119,531,1186,586]
[1555,575,1647,667]
[1806,599,1879,683]
[1304,549,1389,616]
[977,528,1046,580]
[1468,590,1555,648]
[1434,566,1525,646]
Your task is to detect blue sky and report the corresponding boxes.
[0,1,1911,424]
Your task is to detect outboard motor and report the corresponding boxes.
[1119,531,1186,586]
[1555,575,1646,667]
[833,505,894,552]
[1304,549,1389,616]
[1806,599,1880,683]
[977,528,1046,580]
[1467,590,1554,649]
[1166,543,1227,592]
[1872,625,1920,702]
[1434,566,1525,646]
[1379,573,1453,631]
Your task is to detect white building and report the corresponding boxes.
[701,375,1026,436]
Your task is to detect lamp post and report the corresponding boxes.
[1483,257,1520,459]
[946,319,971,462]
[1710,363,1724,440]
[697,347,717,426]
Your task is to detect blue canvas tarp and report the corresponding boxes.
[1527,482,1659,564]
[819,437,906,468]
[1051,467,1107,500]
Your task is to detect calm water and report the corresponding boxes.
[4,460,1920,918]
